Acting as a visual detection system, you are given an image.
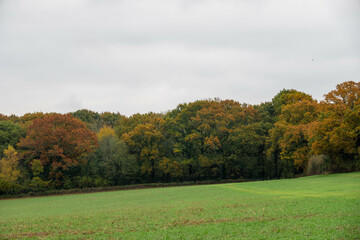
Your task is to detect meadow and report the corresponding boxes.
[1,172,359,239]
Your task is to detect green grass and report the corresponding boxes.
[1,173,359,239]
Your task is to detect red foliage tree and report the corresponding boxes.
[18,114,97,185]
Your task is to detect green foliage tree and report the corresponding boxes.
[272,89,313,116]
[88,126,138,185]
[72,109,125,132]
[163,99,271,180]
[31,159,44,177]
[0,120,26,159]
[71,109,102,131]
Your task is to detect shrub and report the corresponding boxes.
[94,177,110,187]
[306,155,327,175]
[0,179,23,195]
[30,177,51,192]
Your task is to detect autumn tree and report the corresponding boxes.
[0,146,21,182]
[0,82,355,193]
[18,114,98,187]
[159,157,182,181]
[311,81,360,172]
[122,114,165,182]
[266,88,321,177]
[0,114,9,121]
[268,98,320,177]
[98,126,117,141]
[324,81,360,108]
[19,112,46,126]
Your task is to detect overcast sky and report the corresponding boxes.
[0,0,359,116]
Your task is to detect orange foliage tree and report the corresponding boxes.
[18,114,98,186]
[310,81,360,172]
[324,81,360,108]
[268,91,320,176]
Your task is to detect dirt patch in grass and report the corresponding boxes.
[166,216,265,228]
[1,229,97,239]
[1,231,51,239]
[164,213,317,229]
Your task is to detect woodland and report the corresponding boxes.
[0,81,359,195]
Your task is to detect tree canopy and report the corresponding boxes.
[18,114,98,187]
[0,81,359,195]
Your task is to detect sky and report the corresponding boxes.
[0,0,359,116]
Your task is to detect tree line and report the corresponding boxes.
[0,81,359,194]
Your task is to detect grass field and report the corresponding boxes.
[1,172,359,239]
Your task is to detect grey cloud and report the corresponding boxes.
[0,0,359,116]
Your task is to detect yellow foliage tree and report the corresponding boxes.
[0,146,21,182]
[159,157,182,180]
[97,126,116,141]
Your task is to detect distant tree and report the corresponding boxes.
[30,159,44,177]
[87,126,138,185]
[71,110,125,132]
[29,159,50,191]
[324,81,359,108]
[272,89,313,116]
[98,126,117,141]
[0,146,21,182]
[100,112,125,128]
[122,114,165,182]
[18,114,98,187]
[228,122,270,179]
[0,120,26,159]
[267,99,319,176]
[255,102,276,124]
[163,99,269,180]
[310,81,360,172]
[0,114,9,121]
[159,157,182,181]
[115,112,163,138]
[71,109,101,131]
[71,109,101,124]
[311,107,360,172]
[19,112,46,126]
